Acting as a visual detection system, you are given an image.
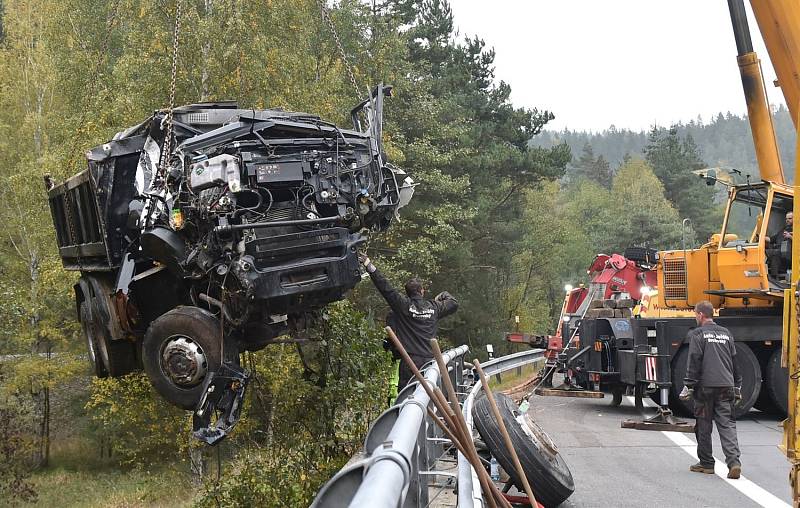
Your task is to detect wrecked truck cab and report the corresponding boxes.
[48,87,413,429]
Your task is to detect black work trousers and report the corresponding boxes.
[693,387,741,468]
[398,354,431,392]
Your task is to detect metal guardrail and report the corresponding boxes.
[311,345,470,508]
[457,349,545,508]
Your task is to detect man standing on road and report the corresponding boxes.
[359,253,459,391]
[680,300,742,479]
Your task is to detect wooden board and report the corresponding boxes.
[535,387,605,398]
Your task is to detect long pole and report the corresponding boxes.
[385,327,508,508]
[474,359,539,507]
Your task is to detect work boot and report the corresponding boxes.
[689,463,714,474]
[728,464,741,479]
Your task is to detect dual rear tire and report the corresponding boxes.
[78,274,233,410]
[78,294,137,378]
[669,342,762,419]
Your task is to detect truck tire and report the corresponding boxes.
[669,343,761,418]
[473,392,574,508]
[753,348,779,414]
[765,348,788,416]
[623,246,658,266]
[80,301,108,378]
[89,297,137,377]
[142,306,230,410]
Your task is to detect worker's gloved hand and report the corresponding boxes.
[679,385,693,402]
[734,386,742,404]
[434,291,452,302]
[358,252,376,273]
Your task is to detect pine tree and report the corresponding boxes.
[643,127,722,241]
[571,142,612,188]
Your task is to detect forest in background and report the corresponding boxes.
[0,0,754,506]
[533,106,797,182]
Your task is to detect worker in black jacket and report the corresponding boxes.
[680,300,742,479]
[360,254,459,390]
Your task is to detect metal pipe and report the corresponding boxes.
[213,215,343,233]
[728,0,754,55]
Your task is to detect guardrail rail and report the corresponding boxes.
[311,347,544,508]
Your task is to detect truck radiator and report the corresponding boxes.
[663,258,688,300]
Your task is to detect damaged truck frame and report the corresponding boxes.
[47,85,413,444]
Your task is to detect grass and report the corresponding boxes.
[23,438,196,508]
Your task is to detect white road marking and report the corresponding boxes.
[626,396,790,508]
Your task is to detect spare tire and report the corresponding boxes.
[670,342,761,419]
[473,392,574,507]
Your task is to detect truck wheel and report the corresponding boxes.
[765,348,788,416]
[80,301,108,378]
[90,297,137,377]
[753,348,779,414]
[670,343,761,419]
[473,392,574,508]
[142,306,230,410]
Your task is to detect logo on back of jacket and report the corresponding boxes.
[410,305,435,319]
[703,331,731,344]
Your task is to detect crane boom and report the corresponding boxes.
[750,0,800,131]
[729,0,785,184]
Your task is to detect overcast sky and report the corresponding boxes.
[448,0,784,132]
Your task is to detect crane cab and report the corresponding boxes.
[658,181,792,312]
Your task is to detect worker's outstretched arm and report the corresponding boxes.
[434,291,459,318]
[361,255,409,313]
[684,329,705,388]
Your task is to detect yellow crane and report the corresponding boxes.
[747,0,800,500]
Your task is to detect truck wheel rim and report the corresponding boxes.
[161,335,208,387]
[516,410,559,461]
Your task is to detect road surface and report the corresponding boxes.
[530,392,791,507]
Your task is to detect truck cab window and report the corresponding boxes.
[723,187,767,246]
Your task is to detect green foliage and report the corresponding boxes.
[356,0,570,353]
[197,301,390,507]
[84,373,193,466]
[0,392,37,505]
[533,107,797,182]
[644,128,720,241]
[571,142,613,189]
[608,159,685,250]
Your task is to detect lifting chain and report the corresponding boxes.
[158,0,183,181]
[316,0,361,98]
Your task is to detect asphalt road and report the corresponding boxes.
[530,392,791,508]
